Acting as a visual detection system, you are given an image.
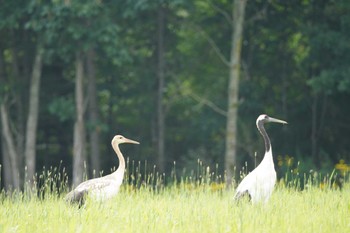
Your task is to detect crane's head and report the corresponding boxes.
[112,135,140,145]
[256,114,288,125]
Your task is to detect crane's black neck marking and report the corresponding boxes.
[257,120,271,152]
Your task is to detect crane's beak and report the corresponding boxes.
[268,117,288,125]
[125,138,140,144]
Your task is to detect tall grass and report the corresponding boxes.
[0,160,349,233]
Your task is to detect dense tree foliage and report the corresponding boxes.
[1,0,349,189]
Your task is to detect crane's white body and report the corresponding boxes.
[69,169,124,201]
[234,149,276,203]
[234,114,286,203]
[65,135,139,205]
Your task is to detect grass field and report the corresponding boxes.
[0,164,349,233]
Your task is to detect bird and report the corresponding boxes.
[234,114,287,203]
[65,135,139,206]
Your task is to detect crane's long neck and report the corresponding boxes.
[257,121,273,163]
[112,142,125,176]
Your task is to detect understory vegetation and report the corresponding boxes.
[0,162,349,233]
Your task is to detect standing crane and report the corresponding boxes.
[65,135,139,206]
[234,114,287,203]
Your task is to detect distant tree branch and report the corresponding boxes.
[189,91,227,117]
[207,1,233,26]
[194,25,230,67]
[246,2,268,24]
[180,82,227,117]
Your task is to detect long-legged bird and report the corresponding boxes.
[234,114,287,203]
[65,135,139,206]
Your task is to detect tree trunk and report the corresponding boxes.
[0,47,20,190]
[1,137,13,189]
[73,52,86,186]
[24,44,44,184]
[311,94,318,166]
[225,0,247,186]
[156,5,166,173]
[11,47,25,186]
[0,103,20,190]
[311,93,327,168]
[87,49,100,176]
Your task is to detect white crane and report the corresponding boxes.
[65,135,139,206]
[234,114,287,203]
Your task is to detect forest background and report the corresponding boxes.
[1,0,349,190]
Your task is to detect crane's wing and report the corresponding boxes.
[233,189,251,201]
[65,189,88,207]
[233,172,255,201]
[65,177,114,206]
[74,177,114,192]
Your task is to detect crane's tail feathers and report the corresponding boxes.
[65,190,88,208]
[234,190,251,202]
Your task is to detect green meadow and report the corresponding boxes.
[0,168,349,233]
